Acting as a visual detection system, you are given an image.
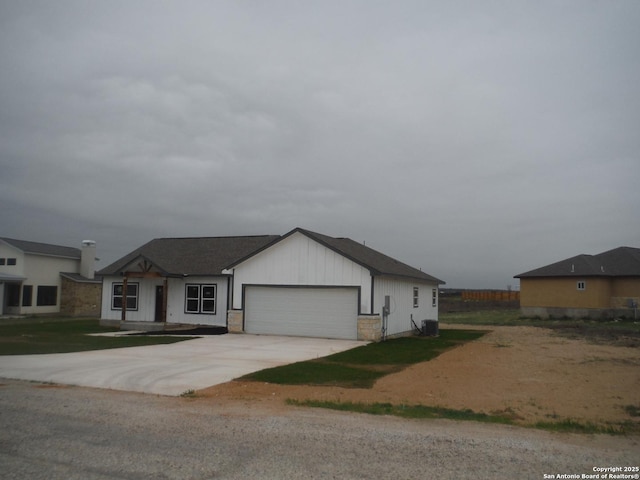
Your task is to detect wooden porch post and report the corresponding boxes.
[121,276,128,322]
[162,277,168,322]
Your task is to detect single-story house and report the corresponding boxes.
[515,246,640,319]
[0,238,101,316]
[98,227,445,341]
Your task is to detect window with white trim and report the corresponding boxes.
[185,284,216,314]
[112,283,138,310]
[413,287,419,308]
[432,288,437,307]
[577,281,586,291]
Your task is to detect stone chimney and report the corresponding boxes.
[80,240,96,279]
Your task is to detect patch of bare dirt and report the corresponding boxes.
[198,325,640,427]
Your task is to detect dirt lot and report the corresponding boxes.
[199,324,640,428]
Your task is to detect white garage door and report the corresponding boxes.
[244,286,358,339]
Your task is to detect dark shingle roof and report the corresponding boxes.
[99,228,444,283]
[0,237,80,259]
[515,246,640,278]
[228,228,445,284]
[60,272,102,283]
[98,235,280,276]
[300,229,444,283]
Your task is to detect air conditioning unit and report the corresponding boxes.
[421,320,439,336]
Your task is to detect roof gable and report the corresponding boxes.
[0,237,80,259]
[515,246,640,278]
[227,227,445,284]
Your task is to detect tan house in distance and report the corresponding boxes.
[515,246,640,319]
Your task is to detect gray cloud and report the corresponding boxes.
[1,1,639,288]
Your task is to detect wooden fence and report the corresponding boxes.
[461,290,520,302]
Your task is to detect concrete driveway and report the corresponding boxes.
[0,334,366,396]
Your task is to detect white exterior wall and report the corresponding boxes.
[101,275,228,327]
[101,276,147,322]
[0,243,24,315]
[374,276,439,337]
[0,243,25,277]
[166,276,228,326]
[230,232,373,313]
[22,255,79,314]
[0,241,79,314]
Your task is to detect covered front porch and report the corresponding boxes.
[100,257,230,329]
[117,271,169,324]
[0,273,27,316]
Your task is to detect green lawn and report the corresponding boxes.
[241,329,487,388]
[440,308,523,325]
[440,309,640,347]
[0,318,192,355]
[285,400,632,434]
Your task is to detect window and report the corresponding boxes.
[185,284,216,314]
[36,286,58,306]
[577,281,586,291]
[413,287,419,308]
[0,258,5,265]
[7,258,16,266]
[22,285,33,307]
[432,288,437,307]
[111,283,139,310]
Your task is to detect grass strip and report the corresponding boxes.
[324,329,486,365]
[287,399,515,424]
[532,419,630,435]
[440,310,640,347]
[440,309,640,333]
[244,361,385,388]
[287,399,636,435]
[0,318,192,355]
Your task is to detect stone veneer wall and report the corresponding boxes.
[227,310,244,333]
[357,315,382,341]
[60,277,102,316]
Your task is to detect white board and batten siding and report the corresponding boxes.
[100,276,228,327]
[231,231,373,313]
[244,286,359,339]
[166,276,228,327]
[374,276,439,337]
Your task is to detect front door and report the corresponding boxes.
[154,285,164,322]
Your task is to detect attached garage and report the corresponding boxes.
[244,286,359,339]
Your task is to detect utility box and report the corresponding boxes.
[421,320,439,336]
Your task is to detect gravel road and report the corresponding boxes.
[0,379,637,479]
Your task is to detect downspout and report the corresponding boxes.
[381,295,390,342]
[226,273,233,329]
[162,277,168,323]
[370,275,375,315]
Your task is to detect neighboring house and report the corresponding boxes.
[0,238,101,316]
[98,227,444,341]
[515,246,640,319]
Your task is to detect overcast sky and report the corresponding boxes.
[1,1,638,289]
